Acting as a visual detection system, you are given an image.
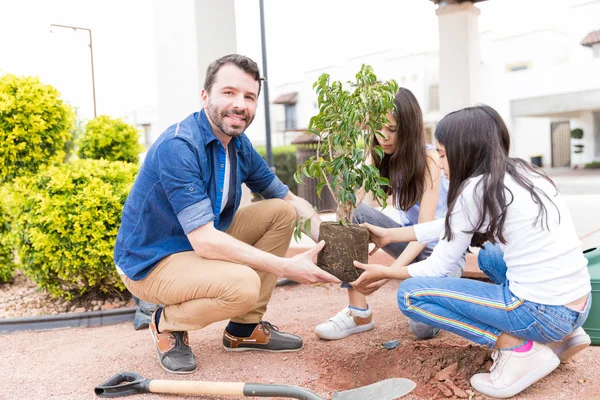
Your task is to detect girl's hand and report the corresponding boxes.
[360,223,391,255]
[350,261,390,295]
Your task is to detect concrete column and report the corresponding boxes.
[153,0,254,205]
[436,2,482,116]
[153,0,237,137]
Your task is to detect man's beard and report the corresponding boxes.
[207,102,254,137]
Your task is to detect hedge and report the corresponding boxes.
[0,74,74,184]
[254,145,297,194]
[0,187,15,283]
[79,115,144,163]
[585,161,600,169]
[8,159,139,298]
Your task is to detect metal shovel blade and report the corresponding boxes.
[331,378,416,400]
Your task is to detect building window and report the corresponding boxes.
[506,62,531,72]
[428,84,439,112]
[284,104,297,130]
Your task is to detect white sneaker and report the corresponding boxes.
[470,341,560,399]
[547,327,591,363]
[314,307,375,340]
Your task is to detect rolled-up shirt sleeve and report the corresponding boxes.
[244,147,289,199]
[155,138,215,234]
[408,181,479,277]
[176,199,214,234]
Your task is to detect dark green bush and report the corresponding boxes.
[8,159,139,298]
[570,128,584,140]
[0,74,75,184]
[255,145,297,194]
[585,161,600,169]
[78,115,144,163]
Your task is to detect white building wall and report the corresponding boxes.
[510,117,553,165]
[153,0,237,140]
[571,111,597,166]
[266,0,600,166]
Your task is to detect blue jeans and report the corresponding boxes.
[347,203,463,339]
[397,243,592,347]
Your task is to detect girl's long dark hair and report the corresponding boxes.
[435,105,559,247]
[371,88,429,210]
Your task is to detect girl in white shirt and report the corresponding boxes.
[351,105,592,399]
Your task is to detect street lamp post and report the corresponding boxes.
[50,24,97,118]
[259,0,274,170]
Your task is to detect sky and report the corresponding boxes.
[0,0,593,126]
[0,0,156,122]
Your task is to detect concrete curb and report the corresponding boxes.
[0,307,136,334]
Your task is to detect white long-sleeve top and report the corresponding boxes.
[408,172,591,306]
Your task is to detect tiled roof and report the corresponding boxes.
[581,30,600,47]
[430,0,487,4]
[272,92,298,105]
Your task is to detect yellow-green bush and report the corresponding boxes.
[0,74,75,184]
[79,115,144,163]
[8,159,139,298]
[0,187,15,283]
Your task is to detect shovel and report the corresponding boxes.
[95,372,416,400]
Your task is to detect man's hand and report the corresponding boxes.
[350,260,390,296]
[282,241,341,284]
[360,223,392,255]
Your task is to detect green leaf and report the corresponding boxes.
[373,145,384,160]
[293,171,304,184]
[303,218,312,236]
[316,181,327,198]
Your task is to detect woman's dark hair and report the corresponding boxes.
[371,87,430,210]
[435,104,559,246]
[204,54,263,95]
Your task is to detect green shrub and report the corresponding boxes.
[255,145,297,194]
[8,159,139,299]
[585,161,600,169]
[79,115,144,163]
[0,186,15,283]
[0,74,75,184]
[571,128,584,140]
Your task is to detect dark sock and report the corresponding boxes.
[154,307,163,334]
[226,321,258,337]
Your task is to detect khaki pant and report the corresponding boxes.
[122,199,295,332]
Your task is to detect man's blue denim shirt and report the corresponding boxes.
[114,110,289,281]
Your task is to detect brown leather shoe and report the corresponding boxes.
[149,309,197,374]
[223,321,303,352]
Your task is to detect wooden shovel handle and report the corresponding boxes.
[149,380,245,396]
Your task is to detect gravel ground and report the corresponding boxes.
[0,271,134,319]
[2,281,600,400]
